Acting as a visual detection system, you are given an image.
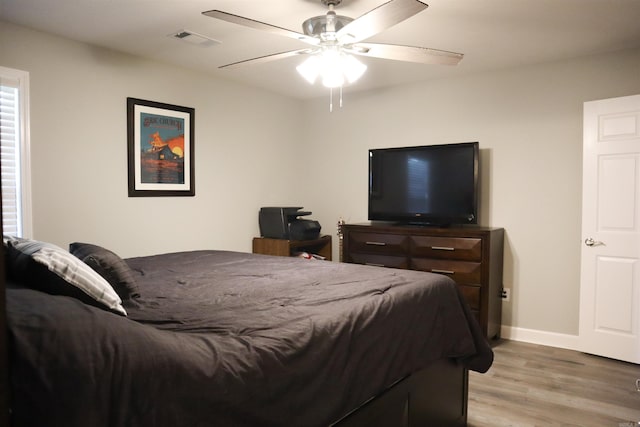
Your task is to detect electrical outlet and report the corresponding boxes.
[501,288,511,302]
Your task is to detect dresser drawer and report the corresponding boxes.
[347,253,408,269]
[411,258,482,285]
[347,232,410,255]
[410,236,482,261]
[458,285,481,310]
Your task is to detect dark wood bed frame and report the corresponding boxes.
[0,199,469,426]
[1,198,12,425]
[334,358,468,426]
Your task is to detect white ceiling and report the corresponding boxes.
[1,0,640,99]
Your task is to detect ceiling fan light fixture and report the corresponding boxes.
[343,54,367,84]
[296,49,366,88]
[296,56,321,84]
[322,66,345,88]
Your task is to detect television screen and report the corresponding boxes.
[368,142,479,225]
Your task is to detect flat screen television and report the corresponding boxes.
[368,142,479,226]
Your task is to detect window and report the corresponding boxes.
[0,66,31,238]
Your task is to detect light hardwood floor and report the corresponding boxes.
[467,339,640,427]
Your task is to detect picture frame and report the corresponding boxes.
[127,97,195,197]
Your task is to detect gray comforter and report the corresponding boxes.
[8,250,492,426]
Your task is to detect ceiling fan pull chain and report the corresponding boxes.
[329,87,333,112]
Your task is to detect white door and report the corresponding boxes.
[580,94,640,364]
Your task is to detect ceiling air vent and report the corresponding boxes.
[170,30,221,47]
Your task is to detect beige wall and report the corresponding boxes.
[0,21,307,257]
[299,48,640,339]
[2,20,640,343]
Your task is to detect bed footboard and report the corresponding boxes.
[332,358,468,427]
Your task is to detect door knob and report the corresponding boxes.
[584,237,604,247]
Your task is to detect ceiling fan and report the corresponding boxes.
[203,0,462,69]
[203,0,462,108]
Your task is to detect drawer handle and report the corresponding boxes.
[431,269,455,275]
[432,246,454,251]
[365,262,386,267]
[365,241,387,246]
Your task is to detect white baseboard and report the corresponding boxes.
[500,325,581,352]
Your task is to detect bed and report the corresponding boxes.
[4,238,493,426]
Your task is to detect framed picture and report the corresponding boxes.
[127,97,195,197]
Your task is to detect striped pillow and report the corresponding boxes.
[6,238,126,316]
[69,242,140,300]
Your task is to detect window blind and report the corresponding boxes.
[0,80,21,236]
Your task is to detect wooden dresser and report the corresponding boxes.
[341,223,504,339]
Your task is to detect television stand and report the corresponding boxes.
[341,222,503,339]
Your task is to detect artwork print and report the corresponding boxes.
[140,112,185,183]
[127,98,195,197]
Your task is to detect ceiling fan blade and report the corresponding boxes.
[346,43,463,65]
[203,10,319,46]
[219,48,316,69]
[337,0,428,44]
